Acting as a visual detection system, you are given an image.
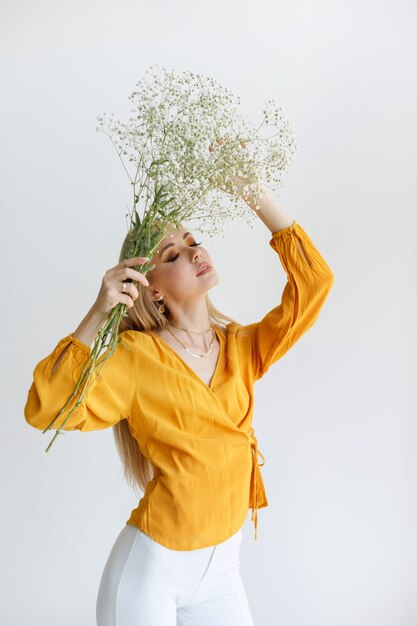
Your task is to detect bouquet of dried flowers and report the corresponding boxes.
[42,64,296,452]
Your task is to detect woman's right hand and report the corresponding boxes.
[92,256,151,316]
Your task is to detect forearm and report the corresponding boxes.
[73,305,106,348]
[51,306,104,376]
[236,180,310,263]
[241,181,294,234]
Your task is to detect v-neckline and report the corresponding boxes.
[150,324,223,392]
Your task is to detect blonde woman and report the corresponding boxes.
[24,182,334,625]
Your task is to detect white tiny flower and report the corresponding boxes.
[96,64,296,239]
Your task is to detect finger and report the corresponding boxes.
[120,294,135,308]
[118,266,150,286]
[120,282,139,300]
[118,255,149,269]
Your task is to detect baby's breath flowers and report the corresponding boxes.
[42,64,297,451]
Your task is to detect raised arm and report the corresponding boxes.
[235,182,334,381]
[246,220,334,380]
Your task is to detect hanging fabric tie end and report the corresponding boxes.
[249,426,267,541]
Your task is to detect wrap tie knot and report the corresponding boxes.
[249,426,267,540]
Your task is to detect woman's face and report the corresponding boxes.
[146,227,219,303]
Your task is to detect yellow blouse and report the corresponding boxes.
[24,220,334,550]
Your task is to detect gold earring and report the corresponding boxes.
[157,297,166,314]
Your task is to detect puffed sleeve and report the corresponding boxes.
[24,330,136,432]
[244,220,335,381]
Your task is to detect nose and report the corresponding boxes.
[192,247,202,262]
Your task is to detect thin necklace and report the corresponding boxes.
[165,325,215,358]
[167,321,212,335]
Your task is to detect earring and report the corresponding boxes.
[157,297,166,314]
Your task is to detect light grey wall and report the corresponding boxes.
[1,0,416,624]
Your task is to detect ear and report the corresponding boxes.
[150,289,163,302]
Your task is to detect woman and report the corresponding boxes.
[24,182,334,625]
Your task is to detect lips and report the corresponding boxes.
[196,262,212,276]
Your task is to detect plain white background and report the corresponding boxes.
[1,1,416,624]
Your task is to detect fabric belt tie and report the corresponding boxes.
[249,426,268,540]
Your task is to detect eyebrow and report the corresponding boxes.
[159,232,193,257]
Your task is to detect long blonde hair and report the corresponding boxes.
[112,222,242,498]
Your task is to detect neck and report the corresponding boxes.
[165,298,211,333]
[167,319,212,333]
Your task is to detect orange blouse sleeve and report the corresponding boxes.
[244,220,335,381]
[24,331,136,432]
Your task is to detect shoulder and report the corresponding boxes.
[114,329,158,367]
[116,329,157,355]
[119,328,155,345]
[224,321,252,339]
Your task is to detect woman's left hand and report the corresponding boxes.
[208,135,254,199]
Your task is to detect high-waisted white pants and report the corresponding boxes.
[96,523,255,625]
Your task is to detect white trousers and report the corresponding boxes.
[96,524,255,625]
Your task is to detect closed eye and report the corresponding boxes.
[166,241,202,262]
